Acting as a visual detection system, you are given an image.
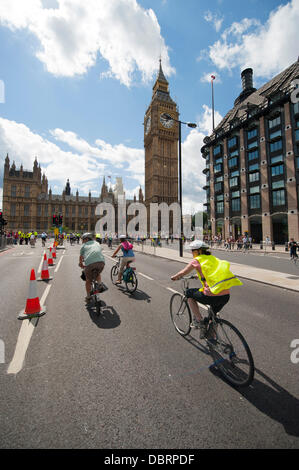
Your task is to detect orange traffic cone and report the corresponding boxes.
[52,244,57,259]
[37,254,53,281]
[48,247,55,266]
[18,269,46,319]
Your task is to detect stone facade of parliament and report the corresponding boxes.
[2,61,179,233]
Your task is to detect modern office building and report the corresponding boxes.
[201,59,299,243]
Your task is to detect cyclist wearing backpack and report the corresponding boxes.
[112,235,135,284]
[171,240,243,338]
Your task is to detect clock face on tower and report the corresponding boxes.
[145,115,151,135]
[160,113,174,128]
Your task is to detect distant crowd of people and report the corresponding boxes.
[0,230,298,259]
[205,235,253,251]
[3,230,38,246]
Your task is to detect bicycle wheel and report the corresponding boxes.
[111,265,119,284]
[125,270,138,293]
[207,319,254,387]
[170,293,191,336]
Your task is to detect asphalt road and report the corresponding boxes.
[0,242,298,449]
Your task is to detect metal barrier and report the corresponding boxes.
[0,236,7,250]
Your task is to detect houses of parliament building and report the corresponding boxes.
[2,60,180,233]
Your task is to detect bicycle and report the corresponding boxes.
[111,256,138,293]
[169,276,255,387]
[85,267,105,314]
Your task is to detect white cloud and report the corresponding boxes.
[197,104,223,136]
[0,118,144,195]
[0,0,175,86]
[50,128,145,180]
[204,10,224,32]
[181,105,223,213]
[200,72,221,84]
[206,0,299,78]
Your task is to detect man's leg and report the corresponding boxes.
[85,279,92,297]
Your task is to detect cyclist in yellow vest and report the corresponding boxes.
[171,240,243,338]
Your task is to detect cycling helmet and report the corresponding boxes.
[187,240,210,251]
[82,232,93,240]
[119,234,127,239]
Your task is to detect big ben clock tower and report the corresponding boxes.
[144,60,179,210]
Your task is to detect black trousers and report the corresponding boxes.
[186,289,230,314]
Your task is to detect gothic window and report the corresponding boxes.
[10,204,16,216]
[24,204,30,216]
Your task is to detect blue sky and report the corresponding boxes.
[0,0,298,213]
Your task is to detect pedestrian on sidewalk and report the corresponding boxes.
[289,238,298,260]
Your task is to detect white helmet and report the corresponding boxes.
[82,232,93,240]
[187,240,210,251]
[119,234,127,239]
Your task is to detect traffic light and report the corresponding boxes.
[52,214,58,226]
[0,211,7,226]
[59,214,63,225]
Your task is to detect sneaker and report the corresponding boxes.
[98,283,108,293]
[190,317,201,329]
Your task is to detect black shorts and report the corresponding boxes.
[186,289,230,314]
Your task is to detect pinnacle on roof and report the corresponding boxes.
[157,58,168,83]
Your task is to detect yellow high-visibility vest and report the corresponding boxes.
[195,254,243,294]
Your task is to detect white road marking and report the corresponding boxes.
[37,253,45,273]
[103,254,116,261]
[167,287,180,294]
[54,255,64,273]
[138,272,154,280]
[7,285,52,375]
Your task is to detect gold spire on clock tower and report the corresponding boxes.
[144,59,179,210]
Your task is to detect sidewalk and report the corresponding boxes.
[207,242,289,255]
[134,243,299,293]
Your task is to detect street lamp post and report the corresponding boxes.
[160,113,197,257]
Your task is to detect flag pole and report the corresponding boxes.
[211,75,215,132]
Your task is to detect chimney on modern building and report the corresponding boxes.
[234,67,256,106]
[241,68,253,92]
